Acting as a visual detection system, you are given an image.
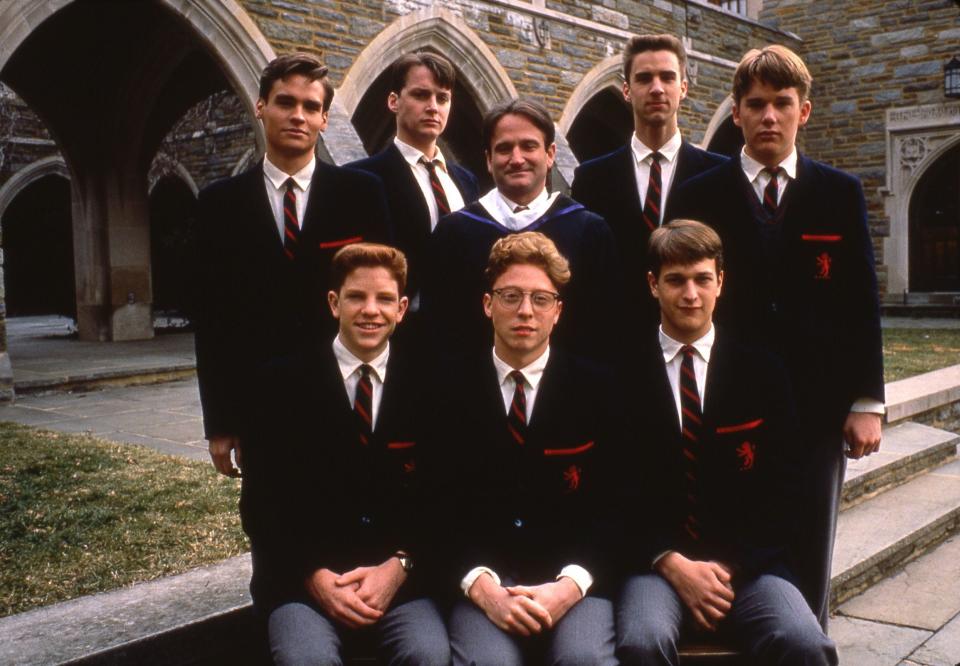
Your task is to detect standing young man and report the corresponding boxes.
[422,99,618,359]
[571,34,726,330]
[348,52,479,313]
[194,53,390,478]
[669,45,884,626]
[615,220,836,665]
[241,243,449,664]
[438,232,618,665]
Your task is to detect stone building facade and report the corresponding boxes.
[0,0,957,399]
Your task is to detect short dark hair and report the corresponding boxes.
[732,44,812,104]
[481,99,555,153]
[259,53,334,112]
[648,219,724,278]
[330,243,408,295]
[485,232,571,291]
[623,34,687,82]
[389,52,456,94]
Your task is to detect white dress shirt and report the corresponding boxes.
[393,137,466,230]
[631,130,682,225]
[477,187,560,231]
[460,345,594,599]
[333,335,389,430]
[263,155,315,241]
[739,149,885,416]
[739,146,796,207]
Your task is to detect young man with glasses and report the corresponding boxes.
[434,232,619,665]
[421,98,618,361]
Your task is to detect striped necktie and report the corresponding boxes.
[679,345,703,541]
[641,151,663,231]
[507,370,527,446]
[354,364,373,446]
[283,178,300,260]
[762,167,783,219]
[419,157,451,217]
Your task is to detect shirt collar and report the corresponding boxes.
[394,136,447,171]
[491,345,550,391]
[332,334,390,384]
[263,154,316,192]
[739,146,797,183]
[658,324,715,366]
[631,130,682,165]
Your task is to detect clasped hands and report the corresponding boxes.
[656,551,735,632]
[468,573,582,636]
[305,557,407,628]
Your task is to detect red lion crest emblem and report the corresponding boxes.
[563,465,582,492]
[736,442,756,471]
[815,252,832,280]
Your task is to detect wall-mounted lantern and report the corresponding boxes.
[945,57,960,99]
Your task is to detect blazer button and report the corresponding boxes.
[513,518,523,528]
[768,302,778,314]
[361,515,372,525]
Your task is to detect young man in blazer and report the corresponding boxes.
[669,45,884,626]
[347,52,479,319]
[194,53,390,478]
[440,232,618,665]
[241,243,449,665]
[422,99,618,361]
[615,220,835,665]
[571,34,726,331]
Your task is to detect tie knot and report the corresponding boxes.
[359,364,372,379]
[513,205,529,213]
[419,156,439,171]
[765,166,782,178]
[650,151,664,164]
[284,178,297,193]
[681,345,696,359]
[509,370,526,387]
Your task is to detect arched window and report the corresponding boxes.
[565,88,632,163]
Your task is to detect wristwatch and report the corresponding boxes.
[394,552,414,572]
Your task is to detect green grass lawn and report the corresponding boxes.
[0,423,246,617]
[883,328,960,382]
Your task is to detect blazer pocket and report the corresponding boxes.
[800,235,843,282]
[386,441,417,476]
[542,440,595,456]
[318,235,363,249]
[543,441,594,495]
[715,420,762,473]
[800,234,843,242]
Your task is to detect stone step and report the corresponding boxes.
[884,364,960,427]
[842,421,959,509]
[830,458,960,608]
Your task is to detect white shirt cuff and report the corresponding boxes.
[557,564,593,597]
[651,550,673,569]
[850,397,885,415]
[461,567,500,597]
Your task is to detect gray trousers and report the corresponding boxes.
[448,594,617,666]
[268,597,450,666]
[615,573,837,666]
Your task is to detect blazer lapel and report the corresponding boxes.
[299,160,334,239]
[243,162,286,257]
[386,145,432,235]
[616,145,643,219]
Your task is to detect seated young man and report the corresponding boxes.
[438,232,619,666]
[615,220,836,665]
[240,243,449,665]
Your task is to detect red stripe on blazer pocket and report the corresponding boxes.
[387,441,416,450]
[543,441,595,456]
[715,419,764,434]
[801,234,842,242]
[318,236,363,249]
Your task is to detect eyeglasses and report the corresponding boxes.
[492,288,560,312]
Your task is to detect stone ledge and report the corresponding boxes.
[885,364,960,425]
[13,365,196,395]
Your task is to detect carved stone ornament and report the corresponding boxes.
[899,135,928,174]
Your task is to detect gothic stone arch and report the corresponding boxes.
[882,102,960,296]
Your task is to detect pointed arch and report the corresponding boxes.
[338,7,517,120]
[702,95,735,150]
[0,156,69,221]
[0,0,275,152]
[559,55,623,138]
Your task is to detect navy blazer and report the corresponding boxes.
[432,348,620,599]
[193,159,390,438]
[240,344,431,612]
[571,141,727,331]
[669,155,884,430]
[618,329,801,582]
[348,143,479,298]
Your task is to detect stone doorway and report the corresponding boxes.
[909,142,960,293]
[565,87,632,164]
